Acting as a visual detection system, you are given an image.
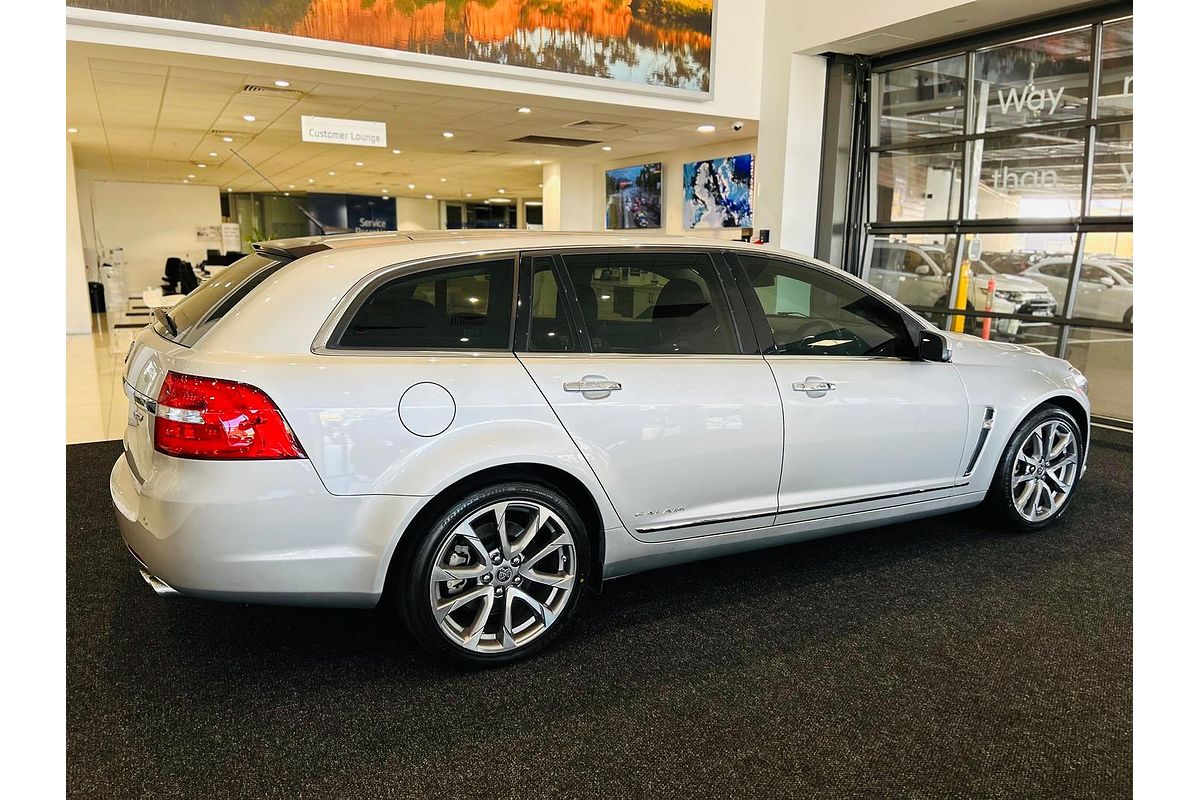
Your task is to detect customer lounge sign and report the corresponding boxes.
[301,115,387,148]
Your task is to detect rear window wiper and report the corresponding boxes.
[153,307,178,337]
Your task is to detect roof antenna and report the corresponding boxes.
[226,147,350,236]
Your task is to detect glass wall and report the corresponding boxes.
[865,14,1133,421]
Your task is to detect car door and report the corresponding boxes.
[516,250,783,542]
[729,252,970,525]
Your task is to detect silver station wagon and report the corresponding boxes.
[111,231,1090,664]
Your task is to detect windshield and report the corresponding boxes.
[159,252,286,346]
[1112,265,1133,283]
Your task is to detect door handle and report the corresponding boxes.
[793,377,836,397]
[564,376,621,399]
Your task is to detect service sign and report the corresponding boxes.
[301,115,387,148]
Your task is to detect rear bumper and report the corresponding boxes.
[110,453,424,608]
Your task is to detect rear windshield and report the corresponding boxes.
[158,253,286,346]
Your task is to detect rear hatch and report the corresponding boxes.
[121,252,289,482]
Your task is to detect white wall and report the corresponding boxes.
[91,181,222,293]
[589,138,758,239]
[66,145,91,334]
[393,196,439,231]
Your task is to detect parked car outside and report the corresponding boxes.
[111,232,1091,664]
[1022,257,1134,324]
[866,241,1057,336]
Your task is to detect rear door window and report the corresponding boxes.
[336,259,516,350]
[558,251,738,355]
[160,253,286,346]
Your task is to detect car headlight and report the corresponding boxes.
[1068,366,1089,396]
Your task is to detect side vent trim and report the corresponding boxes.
[963,406,996,477]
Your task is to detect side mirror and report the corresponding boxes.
[1098,275,1116,288]
[918,330,952,362]
[913,263,932,276]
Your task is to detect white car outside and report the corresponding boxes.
[110,232,1091,664]
[867,241,1057,335]
[1022,257,1134,324]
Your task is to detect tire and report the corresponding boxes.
[399,482,591,666]
[987,406,1083,532]
[1123,307,1133,325]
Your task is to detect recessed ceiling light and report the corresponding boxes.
[308,178,315,184]
[243,114,257,122]
[288,184,295,189]
[466,193,473,198]
[517,107,532,114]
[392,149,401,154]
[355,161,364,167]
[497,188,506,193]
[525,201,544,207]
[601,145,612,151]
[440,177,447,182]
[182,179,189,183]
[208,152,218,157]
[533,159,542,165]
[697,124,716,133]
[538,183,543,188]
[67,127,78,134]
[381,188,388,193]
[407,183,416,190]
[223,136,234,142]
[425,194,434,199]
[197,164,206,168]
[442,131,454,138]
[284,192,290,196]
[274,80,290,87]
[488,197,513,204]
[226,187,232,192]
[328,171,336,176]
[187,174,196,179]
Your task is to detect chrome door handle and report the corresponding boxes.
[564,379,622,392]
[793,377,835,397]
[564,376,621,399]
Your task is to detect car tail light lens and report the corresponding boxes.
[154,371,306,460]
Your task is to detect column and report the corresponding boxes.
[541,162,596,232]
[66,143,91,334]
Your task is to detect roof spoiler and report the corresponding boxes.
[251,241,332,259]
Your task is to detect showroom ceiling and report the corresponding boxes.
[66,42,757,201]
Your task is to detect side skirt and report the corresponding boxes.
[601,490,988,580]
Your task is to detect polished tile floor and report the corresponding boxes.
[67,310,141,444]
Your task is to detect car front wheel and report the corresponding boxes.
[400,482,589,665]
[989,407,1083,531]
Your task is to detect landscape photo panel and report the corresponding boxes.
[683,154,754,229]
[605,163,663,229]
[68,1,715,92]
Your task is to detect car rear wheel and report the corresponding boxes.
[988,407,1083,531]
[400,482,589,665]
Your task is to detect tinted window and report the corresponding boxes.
[560,252,737,354]
[740,256,917,358]
[526,256,577,352]
[162,252,285,346]
[338,259,514,349]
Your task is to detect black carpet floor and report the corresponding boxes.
[67,432,1132,798]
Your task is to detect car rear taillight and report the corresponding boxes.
[154,371,306,460]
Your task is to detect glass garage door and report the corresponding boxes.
[863,15,1132,422]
